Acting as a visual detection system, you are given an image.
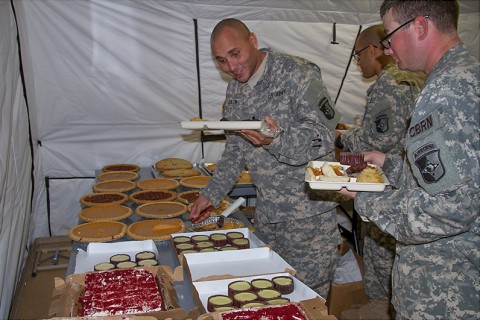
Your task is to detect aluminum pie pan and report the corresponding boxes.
[189,216,244,232]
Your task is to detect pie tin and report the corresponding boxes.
[189,216,243,232]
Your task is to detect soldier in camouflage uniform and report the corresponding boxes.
[335,24,425,303]
[189,18,342,298]
[342,1,479,319]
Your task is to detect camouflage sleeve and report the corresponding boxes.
[264,71,339,164]
[200,134,246,207]
[355,84,480,245]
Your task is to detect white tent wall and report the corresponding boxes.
[1,0,478,318]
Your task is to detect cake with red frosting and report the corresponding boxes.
[219,302,307,320]
[83,268,163,316]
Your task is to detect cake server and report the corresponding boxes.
[217,197,246,229]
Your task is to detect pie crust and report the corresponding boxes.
[92,180,137,193]
[127,218,185,240]
[68,221,127,242]
[98,171,139,182]
[180,176,211,188]
[80,192,129,207]
[137,178,180,191]
[155,158,193,171]
[130,190,177,204]
[79,205,133,222]
[102,163,140,172]
[162,169,201,178]
[177,190,200,204]
[136,202,187,219]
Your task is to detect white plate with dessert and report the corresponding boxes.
[305,160,390,192]
[181,120,263,130]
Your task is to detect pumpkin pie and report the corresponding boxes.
[177,190,200,204]
[68,221,127,242]
[155,158,193,171]
[127,218,185,240]
[162,169,201,178]
[130,190,177,204]
[102,163,140,172]
[136,202,187,219]
[80,192,129,207]
[98,171,139,182]
[79,205,132,222]
[180,176,211,188]
[137,178,180,191]
[93,180,137,193]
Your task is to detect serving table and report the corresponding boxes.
[65,166,256,316]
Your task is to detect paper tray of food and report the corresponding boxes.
[305,161,390,192]
[183,247,295,282]
[181,121,263,131]
[74,240,159,274]
[192,272,321,313]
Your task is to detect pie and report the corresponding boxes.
[137,178,180,190]
[180,176,211,188]
[68,221,127,242]
[155,158,193,171]
[126,219,185,240]
[98,171,139,182]
[102,164,140,172]
[79,205,132,222]
[162,169,201,178]
[136,202,187,219]
[130,190,177,204]
[92,180,137,193]
[80,192,129,207]
[177,190,200,204]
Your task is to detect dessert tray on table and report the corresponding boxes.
[305,161,390,192]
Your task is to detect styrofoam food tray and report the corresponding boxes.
[74,240,159,274]
[193,272,321,312]
[305,161,390,192]
[184,247,294,282]
[181,121,263,130]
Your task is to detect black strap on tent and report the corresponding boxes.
[334,25,363,105]
[45,176,95,236]
[10,0,36,225]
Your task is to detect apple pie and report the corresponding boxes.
[155,158,193,171]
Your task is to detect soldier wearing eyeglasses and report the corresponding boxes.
[341,1,479,319]
[336,23,425,318]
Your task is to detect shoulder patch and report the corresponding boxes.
[374,114,389,133]
[413,143,445,183]
[319,97,335,120]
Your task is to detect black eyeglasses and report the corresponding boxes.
[380,15,429,49]
[353,44,377,61]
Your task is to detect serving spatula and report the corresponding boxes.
[216,197,246,228]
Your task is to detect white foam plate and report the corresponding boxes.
[181,121,263,130]
[305,161,390,192]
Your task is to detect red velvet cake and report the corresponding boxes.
[83,268,163,316]
[219,302,308,319]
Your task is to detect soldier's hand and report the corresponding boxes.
[189,195,213,223]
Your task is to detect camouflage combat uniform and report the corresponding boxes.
[201,49,342,298]
[340,63,425,300]
[355,44,480,319]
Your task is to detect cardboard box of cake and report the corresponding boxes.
[49,265,198,320]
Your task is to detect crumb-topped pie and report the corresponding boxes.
[180,176,211,188]
[79,205,132,222]
[127,218,185,240]
[98,170,139,182]
[137,178,180,190]
[102,163,140,172]
[130,190,177,204]
[80,192,129,207]
[155,158,193,171]
[136,202,187,219]
[68,221,127,242]
[162,168,201,178]
[92,179,137,193]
